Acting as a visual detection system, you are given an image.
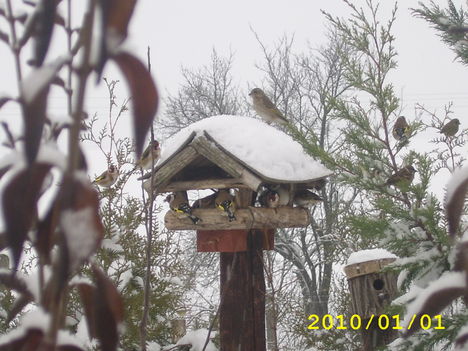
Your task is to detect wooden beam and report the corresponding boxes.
[197,229,274,252]
[164,207,311,230]
[156,178,250,193]
[142,146,199,193]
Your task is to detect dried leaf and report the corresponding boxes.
[23,86,48,165]
[58,175,104,274]
[36,198,60,264]
[3,163,52,270]
[97,0,137,76]
[0,328,43,351]
[58,346,85,351]
[33,0,56,66]
[76,283,97,339]
[0,96,12,110]
[106,0,137,41]
[0,272,31,295]
[456,330,468,349]
[446,168,468,236]
[7,293,34,324]
[93,266,124,351]
[112,52,158,158]
[404,285,464,337]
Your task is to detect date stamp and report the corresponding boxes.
[307,314,445,331]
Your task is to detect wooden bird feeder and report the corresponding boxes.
[344,254,399,350]
[143,116,332,351]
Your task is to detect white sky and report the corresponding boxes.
[0,0,466,191]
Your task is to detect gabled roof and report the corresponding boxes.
[143,115,332,193]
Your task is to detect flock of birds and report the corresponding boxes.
[90,88,463,221]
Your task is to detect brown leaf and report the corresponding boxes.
[0,272,32,295]
[33,0,57,66]
[36,198,60,264]
[0,328,43,351]
[3,163,52,270]
[106,0,137,41]
[404,285,464,337]
[7,293,34,324]
[58,176,104,274]
[457,330,468,349]
[23,86,48,165]
[96,0,137,76]
[76,283,97,339]
[92,266,124,351]
[112,52,158,158]
[0,96,12,110]
[446,170,468,236]
[58,346,85,351]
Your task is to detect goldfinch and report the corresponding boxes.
[249,88,288,125]
[293,190,323,208]
[165,191,201,224]
[440,118,460,137]
[93,165,119,187]
[215,189,236,222]
[134,140,161,170]
[258,186,289,208]
[385,165,417,191]
[392,116,410,142]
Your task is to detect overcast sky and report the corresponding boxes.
[0,0,466,195]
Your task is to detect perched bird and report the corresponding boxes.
[440,118,460,137]
[293,190,323,208]
[215,189,237,222]
[312,178,327,191]
[258,186,289,208]
[93,165,119,187]
[392,116,410,142]
[385,165,417,190]
[165,191,201,224]
[134,140,161,170]
[249,88,288,125]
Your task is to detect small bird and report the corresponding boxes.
[392,116,410,142]
[165,191,201,224]
[93,165,119,187]
[312,178,327,191]
[440,118,460,137]
[215,189,236,222]
[134,140,161,170]
[385,165,417,191]
[293,190,323,208]
[258,186,289,208]
[249,88,288,125]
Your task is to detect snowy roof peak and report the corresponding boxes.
[157,115,332,183]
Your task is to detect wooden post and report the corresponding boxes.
[219,189,266,351]
[219,230,266,351]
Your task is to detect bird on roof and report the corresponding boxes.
[440,118,460,137]
[385,165,417,191]
[293,190,323,208]
[215,189,237,222]
[93,165,119,188]
[392,116,410,142]
[249,88,288,125]
[165,191,201,224]
[133,140,161,171]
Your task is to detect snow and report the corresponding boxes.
[0,308,50,345]
[346,248,397,265]
[158,115,332,182]
[60,207,100,266]
[445,166,468,210]
[176,329,218,351]
[21,56,68,104]
[402,271,465,328]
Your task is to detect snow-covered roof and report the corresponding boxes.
[157,115,331,183]
[346,248,397,265]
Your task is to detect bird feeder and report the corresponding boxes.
[344,250,399,350]
[143,115,332,350]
